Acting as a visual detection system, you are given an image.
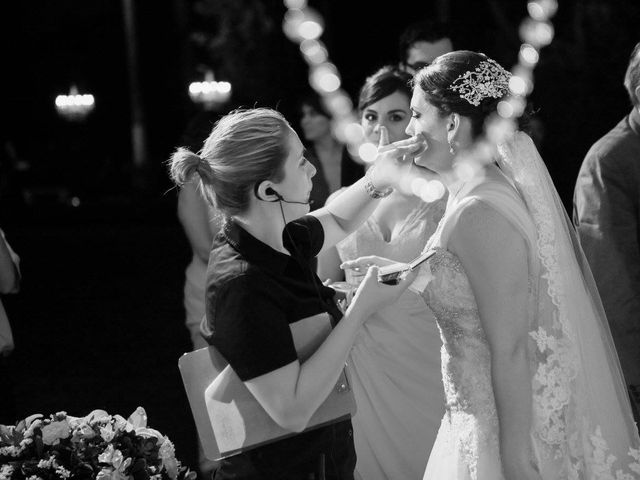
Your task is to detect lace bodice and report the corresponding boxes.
[420,246,500,478]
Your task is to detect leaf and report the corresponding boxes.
[86,410,110,424]
[24,414,44,429]
[0,425,14,443]
[130,458,150,480]
[34,434,44,457]
[15,419,26,433]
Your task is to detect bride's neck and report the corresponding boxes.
[446,162,502,200]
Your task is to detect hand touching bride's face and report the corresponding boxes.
[405,88,453,175]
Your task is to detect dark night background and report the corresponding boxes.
[1,0,639,475]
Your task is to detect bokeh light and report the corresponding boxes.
[410,178,428,196]
[519,44,540,66]
[343,123,365,144]
[420,180,446,202]
[55,85,95,120]
[300,40,328,65]
[323,92,353,117]
[282,0,556,200]
[527,0,558,21]
[486,116,517,144]
[454,159,480,182]
[508,76,528,96]
[282,9,305,41]
[519,18,555,48]
[284,0,307,9]
[358,142,378,163]
[188,71,231,105]
[497,100,515,119]
[298,20,323,40]
[310,64,341,93]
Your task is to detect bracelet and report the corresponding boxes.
[364,169,393,199]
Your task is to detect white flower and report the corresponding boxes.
[55,466,71,479]
[19,437,33,447]
[0,445,22,457]
[23,418,43,439]
[100,424,116,442]
[96,444,132,480]
[24,414,44,430]
[85,410,110,426]
[41,420,70,445]
[159,439,179,479]
[37,458,54,469]
[98,445,131,473]
[72,423,96,442]
[135,427,163,440]
[112,415,131,433]
[0,464,14,480]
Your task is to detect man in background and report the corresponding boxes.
[573,41,640,421]
[398,20,454,74]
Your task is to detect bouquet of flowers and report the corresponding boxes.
[0,407,195,480]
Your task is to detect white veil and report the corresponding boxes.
[497,132,640,478]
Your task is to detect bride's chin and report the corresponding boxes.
[412,156,432,172]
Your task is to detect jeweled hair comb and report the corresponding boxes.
[449,58,511,107]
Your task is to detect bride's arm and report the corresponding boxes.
[449,200,541,480]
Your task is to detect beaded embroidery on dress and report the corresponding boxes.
[419,180,517,480]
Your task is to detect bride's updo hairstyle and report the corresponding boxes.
[413,50,510,138]
[169,108,290,216]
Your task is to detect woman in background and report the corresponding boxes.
[177,181,221,350]
[298,92,364,208]
[318,66,446,480]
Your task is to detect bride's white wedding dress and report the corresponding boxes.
[415,133,640,480]
[418,179,521,480]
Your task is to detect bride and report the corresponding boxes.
[344,50,640,479]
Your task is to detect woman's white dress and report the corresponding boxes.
[337,199,447,480]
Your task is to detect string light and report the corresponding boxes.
[519,44,540,66]
[487,0,557,145]
[300,40,328,64]
[282,0,557,199]
[282,2,363,160]
[55,85,95,121]
[188,70,231,106]
[309,63,341,93]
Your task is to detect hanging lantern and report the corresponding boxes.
[55,85,95,121]
[188,70,231,106]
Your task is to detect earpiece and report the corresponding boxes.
[266,187,284,200]
[254,183,311,205]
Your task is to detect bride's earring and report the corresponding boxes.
[447,115,458,155]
